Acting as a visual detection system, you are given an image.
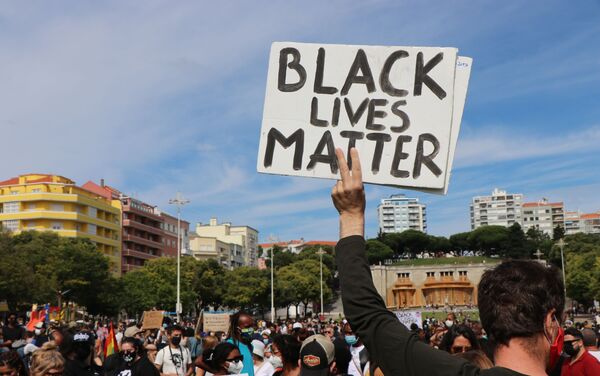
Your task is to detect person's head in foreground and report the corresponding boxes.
[478,259,565,371]
[563,327,585,359]
[299,334,335,376]
[453,350,493,369]
[30,342,65,376]
[0,351,27,376]
[203,342,243,375]
[271,334,301,372]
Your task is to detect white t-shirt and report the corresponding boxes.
[155,345,191,376]
[348,344,366,376]
[254,360,275,376]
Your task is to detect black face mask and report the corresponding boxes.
[122,351,136,364]
[171,336,181,346]
[563,341,579,357]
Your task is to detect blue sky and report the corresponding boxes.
[2,1,599,241]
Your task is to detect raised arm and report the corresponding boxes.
[331,148,478,376]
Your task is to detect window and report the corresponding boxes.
[88,207,97,218]
[10,190,19,195]
[51,203,63,211]
[27,203,36,211]
[2,220,19,231]
[3,202,20,213]
[88,224,97,235]
[31,188,41,193]
[51,222,63,230]
[27,221,36,228]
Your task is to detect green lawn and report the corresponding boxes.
[391,256,501,266]
[421,309,480,322]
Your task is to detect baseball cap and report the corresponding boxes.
[252,339,266,358]
[261,329,272,336]
[300,334,335,376]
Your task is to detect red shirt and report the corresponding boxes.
[561,350,600,376]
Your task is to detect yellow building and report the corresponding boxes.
[0,174,122,274]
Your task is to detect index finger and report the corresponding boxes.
[335,148,350,184]
[349,147,362,184]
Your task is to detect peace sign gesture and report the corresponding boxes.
[332,148,366,238]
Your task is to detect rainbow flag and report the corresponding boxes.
[103,322,119,358]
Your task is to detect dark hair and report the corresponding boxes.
[272,334,300,368]
[167,325,183,335]
[478,260,564,346]
[564,327,583,340]
[439,325,480,353]
[60,329,95,361]
[203,342,238,371]
[121,337,143,355]
[227,311,253,340]
[333,339,351,373]
[581,328,598,347]
[0,350,27,376]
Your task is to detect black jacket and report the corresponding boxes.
[335,236,525,376]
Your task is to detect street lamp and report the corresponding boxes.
[316,247,326,317]
[557,238,567,303]
[169,192,190,323]
[261,248,276,322]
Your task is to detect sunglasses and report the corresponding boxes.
[451,346,472,353]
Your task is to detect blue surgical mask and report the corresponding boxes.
[345,335,358,345]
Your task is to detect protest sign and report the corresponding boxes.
[141,310,164,330]
[203,313,230,333]
[395,310,423,329]
[257,42,472,191]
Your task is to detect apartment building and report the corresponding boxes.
[0,174,122,273]
[377,194,427,234]
[470,188,523,230]
[521,200,565,236]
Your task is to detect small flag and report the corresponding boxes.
[103,322,119,358]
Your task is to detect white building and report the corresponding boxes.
[377,194,427,234]
[564,211,600,235]
[521,200,564,236]
[470,188,523,230]
[192,218,259,267]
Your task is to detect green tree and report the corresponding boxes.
[365,240,393,265]
[467,226,509,256]
[505,223,532,259]
[222,267,269,312]
[553,225,565,241]
[449,232,471,251]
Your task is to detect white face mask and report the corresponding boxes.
[268,355,283,369]
[445,320,454,328]
[35,329,42,336]
[227,360,244,374]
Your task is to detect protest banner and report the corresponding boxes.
[141,310,164,330]
[395,310,423,329]
[257,42,472,192]
[203,313,230,333]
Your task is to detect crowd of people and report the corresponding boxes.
[0,307,599,376]
[0,148,599,375]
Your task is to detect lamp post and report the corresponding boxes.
[271,247,275,321]
[557,238,567,303]
[169,192,190,323]
[317,247,326,317]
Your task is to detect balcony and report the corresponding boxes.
[123,219,163,236]
[122,248,159,260]
[123,234,162,248]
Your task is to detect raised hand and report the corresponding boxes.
[332,147,365,238]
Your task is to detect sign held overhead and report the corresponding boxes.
[257,42,472,192]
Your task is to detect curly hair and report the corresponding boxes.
[30,342,65,376]
[0,350,27,376]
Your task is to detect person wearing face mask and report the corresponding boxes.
[560,327,600,375]
[155,325,193,376]
[203,342,246,375]
[34,322,49,347]
[61,329,103,376]
[104,337,160,376]
[250,340,274,376]
[331,148,569,376]
[342,324,367,376]
[219,312,255,376]
[271,335,300,376]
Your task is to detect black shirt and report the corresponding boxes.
[63,359,103,376]
[335,236,526,376]
[2,325,24,341]
[104,353,160,376]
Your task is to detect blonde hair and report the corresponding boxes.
[202,335,219,351]
[30,342,65,376]
[453,350,494,369]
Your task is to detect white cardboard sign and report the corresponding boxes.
[257,42,472,191]
[395,310,423,329]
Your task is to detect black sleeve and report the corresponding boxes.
[135,356,161,376]
[335,236,481,376]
